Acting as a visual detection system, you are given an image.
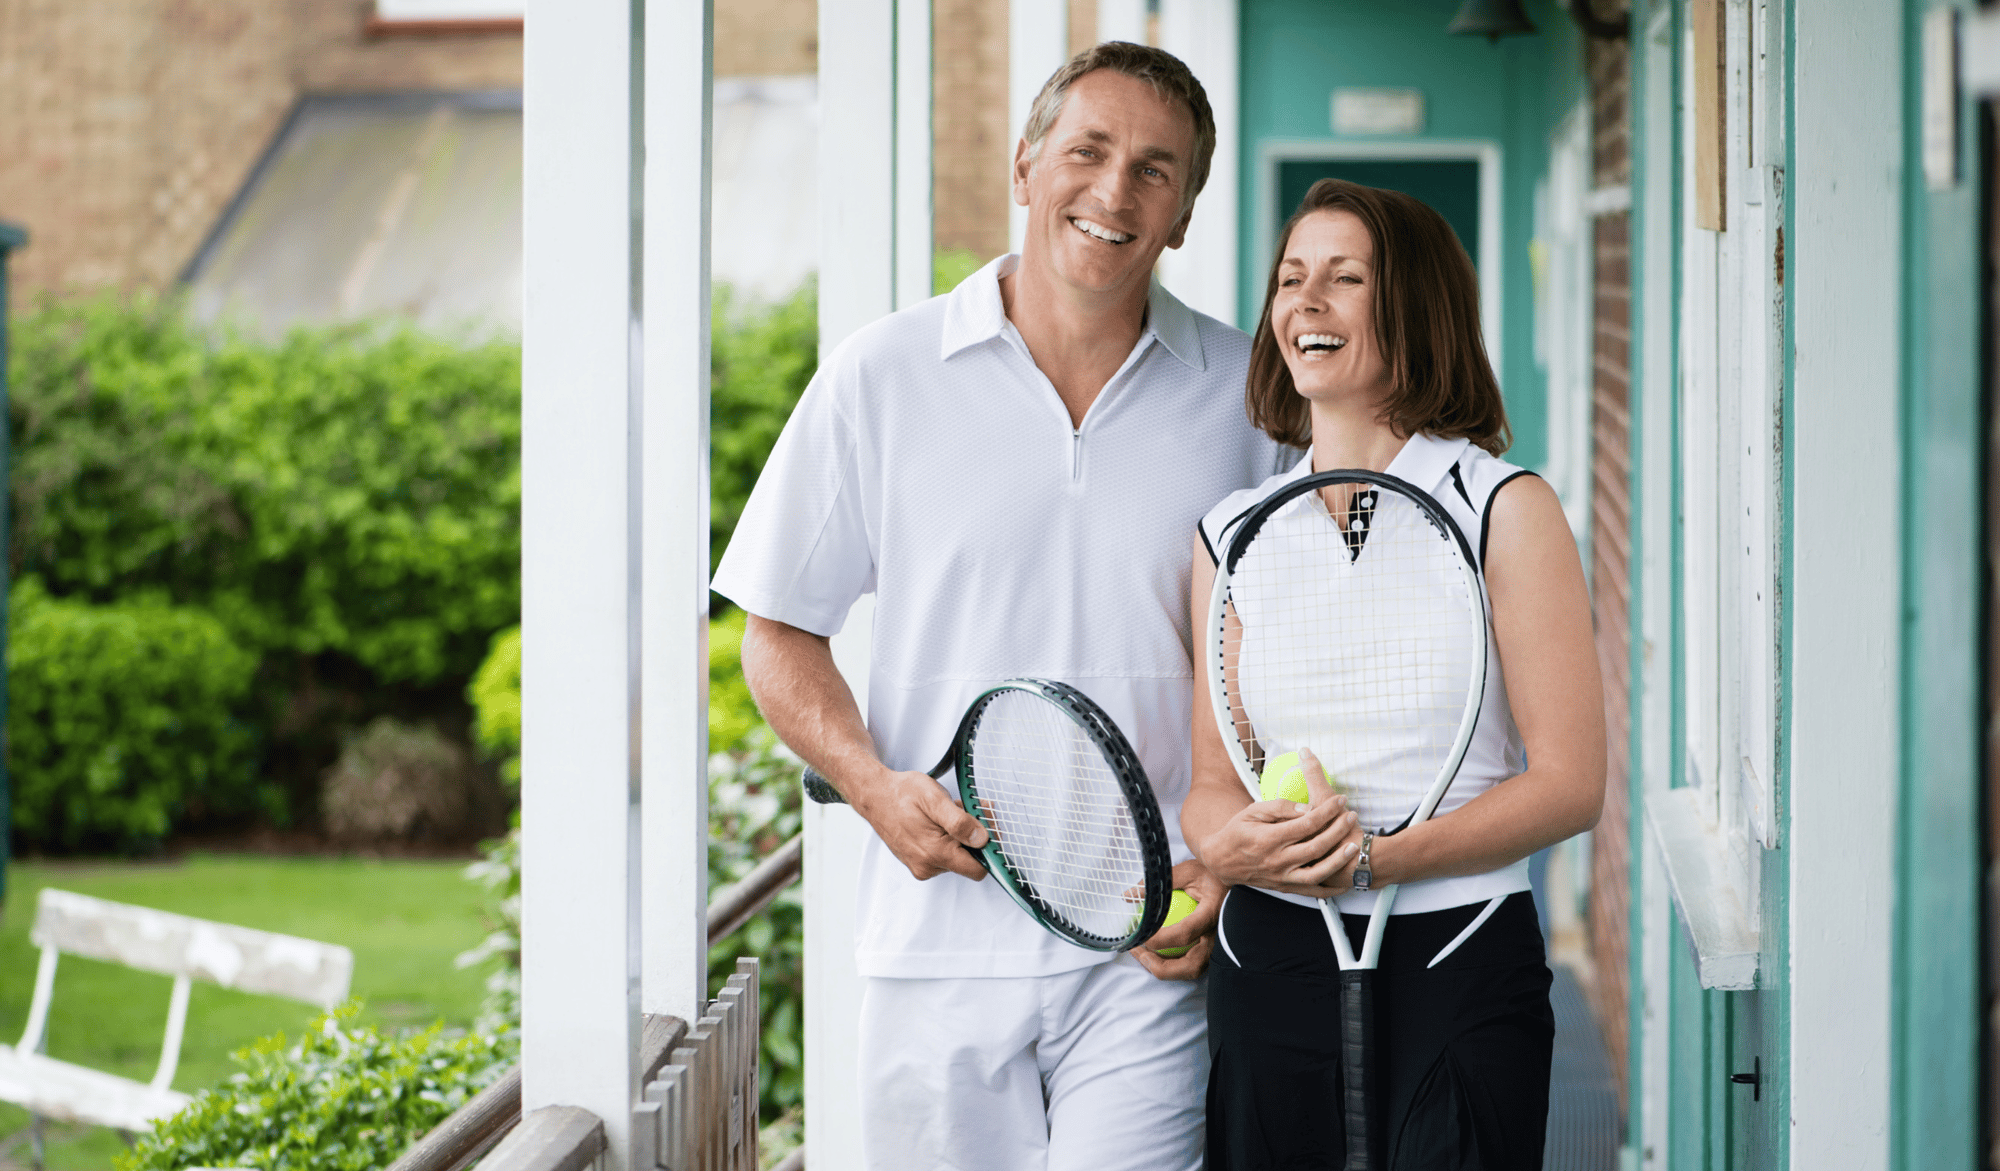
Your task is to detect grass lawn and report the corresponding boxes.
[0,854,494,1170]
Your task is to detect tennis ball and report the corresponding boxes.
[1260,751,1311,804]
[1153,889,1200,958]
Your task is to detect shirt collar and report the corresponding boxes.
[940,253,1207,372]
[1266,433,1472,521]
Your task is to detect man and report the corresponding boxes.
[712,43,1286,1170]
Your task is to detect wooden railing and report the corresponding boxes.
[633,960,759,1170]
[388,833,803,1171]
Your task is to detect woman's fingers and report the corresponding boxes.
[1299,747,1338,808]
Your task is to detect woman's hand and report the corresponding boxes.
[1198,749,1362,898]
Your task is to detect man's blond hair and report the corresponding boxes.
[1021,42,1217,214]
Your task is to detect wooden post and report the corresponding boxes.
[521,0,642,1163]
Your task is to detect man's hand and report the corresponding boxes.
[847,768,991,882]
[1133,858,1227,980]
[1197,748,1361,898]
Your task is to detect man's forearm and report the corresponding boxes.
[740,614,889,799]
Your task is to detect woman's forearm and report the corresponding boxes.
[1364,762,1601,887]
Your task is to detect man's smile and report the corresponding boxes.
[1069,216,1134,244]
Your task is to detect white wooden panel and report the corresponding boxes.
[1789,0,1902,1163]
[896,0,935,309]
[1095,0,1146,45]
[641,0,715,1027]
[1155,0,1237,326]
[521,0,643,1161]
[1633,13,1675,1164]
[1009,0,1071,253]
[809,2,898,1166]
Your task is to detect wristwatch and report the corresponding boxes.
[1352,831,1377,892]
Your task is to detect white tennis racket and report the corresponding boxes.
[1204,469,1487,1170]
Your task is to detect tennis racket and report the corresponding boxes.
[802,678,1175,952]
[1204,470,1486,1170]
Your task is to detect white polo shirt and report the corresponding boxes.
[711,255,1288,978]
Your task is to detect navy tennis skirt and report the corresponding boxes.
[1205,886,1554,1171]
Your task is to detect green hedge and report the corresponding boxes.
[115,1006,515,1171]
[11,299,523,687]
[7,577,262,850]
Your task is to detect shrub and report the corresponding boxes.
[710,283,816,574]
[10,298,524,687]
[8,577,262,851]
[320,719,476,845]
[115,1005,516,1171]
[466,626,522,787]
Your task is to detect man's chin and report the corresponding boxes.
[1042,245,1158,298]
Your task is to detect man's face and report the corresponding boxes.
[1012,69,1198,297]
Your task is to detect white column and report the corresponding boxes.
[895,0,934,309]
[1789,3,1901,1168]
[641,0,714,1026]
[520,0,642,1164]
[1009,0,1070,252]
[808,3,896,1167]
[1095,0,1146,46]
[1154,0,1237,327]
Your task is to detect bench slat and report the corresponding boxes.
[0,1046,191,1131]
[31,889,354,1008]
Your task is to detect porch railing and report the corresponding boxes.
[388,833,802,1171]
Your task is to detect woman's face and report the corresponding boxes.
[1269,208,1391,409]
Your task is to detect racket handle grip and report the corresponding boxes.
[801,766,849,806]
[1339,969,1383,1170]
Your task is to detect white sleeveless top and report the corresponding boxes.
[1197,432,1538,915]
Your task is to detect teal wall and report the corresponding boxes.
[1236,0,1584,469]
[1893,2,1983,1166]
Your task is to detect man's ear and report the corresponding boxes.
[1012,138,1034,208]
[1166,207,1193,251]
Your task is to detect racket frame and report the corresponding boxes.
[1203,469,1487,1170]
[803,678,1174,952]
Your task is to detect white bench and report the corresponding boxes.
[0,887,354,1134]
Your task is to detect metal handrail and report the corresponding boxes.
[387,832,804,1171]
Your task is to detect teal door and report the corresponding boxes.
[1276,158,1482,267]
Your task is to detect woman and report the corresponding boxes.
[1183,179,1605,1168]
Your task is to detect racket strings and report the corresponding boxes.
[963,691,1150,940]
[1217,484,1478,833]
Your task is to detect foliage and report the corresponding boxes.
[114,1006,515,1171]
[10,297,523,688]
[454,828,521,1035]
[710,283,817,574]
[933,248,988,294]
[7,576,262,851]
[707,730,805,1122]
[320,719,476,844]
[466,626,522,786]
[707,608,761,756]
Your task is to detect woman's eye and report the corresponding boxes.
[1338,275,1361,284]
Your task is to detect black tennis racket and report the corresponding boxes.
[802,678,1175,952]
[1204,470,1487,1170]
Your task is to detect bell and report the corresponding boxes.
[1446,0,1539,41]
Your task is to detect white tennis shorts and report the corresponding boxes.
[859,954,1209,1171]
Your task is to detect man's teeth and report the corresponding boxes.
[1072,218,1133,244]
[1297,334,1346,352]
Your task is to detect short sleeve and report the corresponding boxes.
[709,363,876,637]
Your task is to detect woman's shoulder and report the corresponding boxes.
[1198,457,1309,564]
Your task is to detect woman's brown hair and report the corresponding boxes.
[1245,178,1510,454]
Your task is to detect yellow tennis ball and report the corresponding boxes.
[1154,889,1200,958]
[1260,751,1311,804]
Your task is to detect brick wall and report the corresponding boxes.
[932,0,1012,263]
[0,0,521,298]
[0,0,1019,297]
[1584,12,1634,1103]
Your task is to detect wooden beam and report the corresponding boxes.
[1692,0,1726,231]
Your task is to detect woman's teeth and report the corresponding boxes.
[1072,218,1133,244]
[1297,334,1345,353]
